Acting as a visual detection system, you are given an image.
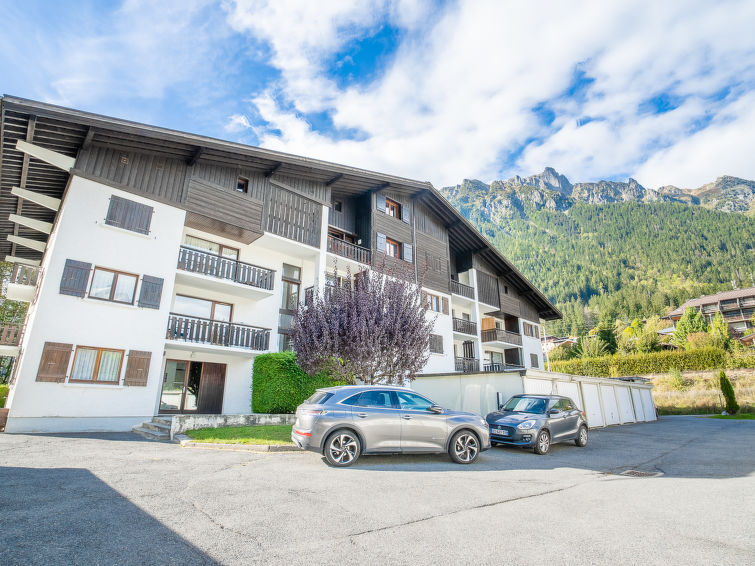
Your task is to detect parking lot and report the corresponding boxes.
[1,416,753,565]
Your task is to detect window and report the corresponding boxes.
[333,201,343,212]
[89,268,138,304]
[174,295,232,321]
[523,322,540,338]
[355,390,394,408]
[429,334,443,354]
[282,264,301,282]
[385,237,400,258]
[183,234,239,260]
[504,285,509,295]
[385,198,400,219]
[530,353,539,368]
[396,391,434,411]
[237,177,249,193]
[278,334,293,352]
[70,347,124,384]
[426,293,441,312]
[105,195,153,235]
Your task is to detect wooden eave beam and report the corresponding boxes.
[7,234,46,253]
[11,186,61,211]
[4,255,41,266]
[325,173,343,186]
[15,139,76,171]
[12,115,37,256]
[368,182,390,193]
[187,146,204,166]
[264,161,282,178]
[81,126,96,150]
[9,214,53,234]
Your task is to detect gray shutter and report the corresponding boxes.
[376,232,386,253]
[442,296,449,315]
[106,195,153,235]
[401,203,411,224]
[60,259,91,297]
[402,243,413,262]
[138,275,164,309]
[376,193,386,213]
[36,342,73,382]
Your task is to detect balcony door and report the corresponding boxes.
[160,360,226,414]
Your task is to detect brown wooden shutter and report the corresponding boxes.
[123,350,152,386]
[36,342,73,382]
[138,275,164,309]
[421,290,428,309]
[60,259,91,297]
[106,195,153,235]
[442,296,449,315]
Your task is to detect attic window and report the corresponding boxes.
[237,177,249,193]
[333,201,343,212]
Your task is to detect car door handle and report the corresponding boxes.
[356,413,367,418]
[402,415,412,420]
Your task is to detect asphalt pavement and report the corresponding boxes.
[1,416,753,565]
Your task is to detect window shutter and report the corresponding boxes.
[376,232,386,252]
[36,342,73,382]
[376,193,386,212]
[401,203,411,224]
[402,243,413,263]
[442,296,449,315]
[59,259,91,297]
[123,350,152,386]
[138,275,164,309]
[421,290,428,308]
[106,195,153,235]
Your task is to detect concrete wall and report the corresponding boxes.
[170,413,295,439]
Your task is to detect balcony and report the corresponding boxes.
[165,314,270,354]
[327,235,371,265]
[720,300,740,311]
[175,246,275,300]
[450,279,475,300]
[481,328,523,346]
[6,263,40,302]
[452,317,478,335]
[455,357,480,373]
[482,362,524,373]
[740,296,755,308]
[0,322,22,356]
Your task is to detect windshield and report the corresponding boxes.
[502,396,547,414]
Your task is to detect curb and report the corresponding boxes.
[175,434,301,452]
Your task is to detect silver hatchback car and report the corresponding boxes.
[292,385,491,466]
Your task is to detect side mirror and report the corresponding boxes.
[549,409,560,415]
[428,405,444,414]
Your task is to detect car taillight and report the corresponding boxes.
[581,411,586,419]
[295,430,312,437]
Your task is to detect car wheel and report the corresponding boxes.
[533,430,551,455]
[324,429,361,467]
[575,425,588,447]
[449,430,480,464]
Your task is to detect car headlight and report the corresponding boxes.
[517,420,536,430]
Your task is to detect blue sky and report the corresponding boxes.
[1,0,754,189]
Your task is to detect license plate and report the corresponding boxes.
[492,428,509,436]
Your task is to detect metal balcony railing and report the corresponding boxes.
[166,314,269,351]
[454,357,480,373]
[452,317,478,335]
[482,362,524,373]
[481,328,523,346]
[177,246,275,290]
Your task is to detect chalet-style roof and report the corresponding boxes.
[666,286,755,318]
[0,95,561,320]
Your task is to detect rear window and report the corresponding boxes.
[304,391,334,405]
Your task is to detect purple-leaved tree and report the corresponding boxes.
[293,261,435,385]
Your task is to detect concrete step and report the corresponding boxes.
[152,416,174,426]
[142,421,171,433]
[132,425,170,442]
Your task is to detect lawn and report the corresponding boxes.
[708,413,755,420]
[185,424,294,445]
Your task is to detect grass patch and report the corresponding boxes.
[709,413,755,420]
[0,384,8,408]
[651,369,755,415]
[185,424,294,445]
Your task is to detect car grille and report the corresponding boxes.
[490,425,516,438]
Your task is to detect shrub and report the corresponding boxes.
[0,384,8,408]
[686,332,717,350]
[719,370,739,414]
[725,349,755,369]
[550,347,726,377]
[668,368,685,391]
[251,351,344,414]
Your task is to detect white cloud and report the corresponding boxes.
[225,0,755,188]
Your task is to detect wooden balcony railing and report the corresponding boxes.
[482,362,524,373]
[740,297,755,307]
[177,246,274,290]
[10,263,40,287]
[481,328,523,346]
[0,323,22,347]
[719,300,740,311]
[452,317,478,335]
[450,279,475,299]
[166,314,269,351]
[327,235,371,265]
[455,357,480,373]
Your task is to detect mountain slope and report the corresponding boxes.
[442,171,755,335]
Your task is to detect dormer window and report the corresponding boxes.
[237,177,249,193]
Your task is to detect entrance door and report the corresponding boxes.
[160,360,226,414]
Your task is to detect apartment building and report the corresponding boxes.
[0,96,560,433]
[665,287,755,342]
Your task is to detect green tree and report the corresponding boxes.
[576,336,608,359]
[672,307,709,348]
[709,312,731,350]
[719,370,739,415]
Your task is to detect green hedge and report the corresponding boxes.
[725,350,755,369]
[251,351,344,414]
[0,384,8,408]
[550,347,728,377]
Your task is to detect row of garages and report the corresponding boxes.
[413,368,656,428]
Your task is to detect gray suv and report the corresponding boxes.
[292,385,491,466]
[486,394,588,455]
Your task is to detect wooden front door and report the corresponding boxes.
[197,362,226,414]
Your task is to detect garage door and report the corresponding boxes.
[581,383,604,427]
[600,385,620,425]
[631,387,646,421]
[641,389,656,421]
[556,381,582,409]
[524,378,552,395]
[615,386,635,423]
